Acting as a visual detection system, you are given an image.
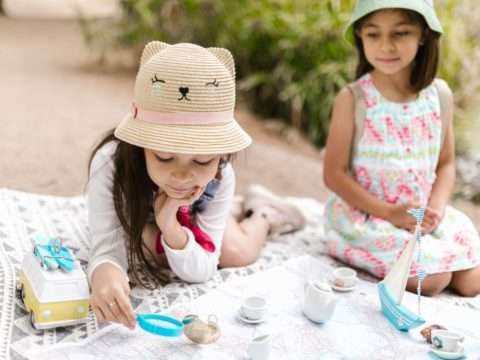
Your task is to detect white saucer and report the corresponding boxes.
[330,282,357,292]
[429,348,465,359]
[237,310,267,324]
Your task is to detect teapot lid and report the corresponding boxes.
[313,281,333,293]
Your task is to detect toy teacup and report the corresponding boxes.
[431,329,464,353]
[240,295,268,321]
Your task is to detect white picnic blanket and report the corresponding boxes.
[0,189,478,360]
[31,255,480,360]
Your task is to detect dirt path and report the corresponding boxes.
[0,17,328,201]
[2,16,479,225]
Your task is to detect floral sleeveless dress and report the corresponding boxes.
[324,73,480,278]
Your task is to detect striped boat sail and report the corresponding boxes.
[377,208,426,331]
[407,208,425,224]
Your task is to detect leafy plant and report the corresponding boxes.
[81,0,480,149]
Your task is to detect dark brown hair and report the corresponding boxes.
[88,130,166,289]
[88,130,230,289]
[353,9,441,92]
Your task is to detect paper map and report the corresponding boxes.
[31,256,480,360]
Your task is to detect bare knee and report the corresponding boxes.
[407,272,452,297]
[421,281,449,297]
[456,286,480,297]
[451,267,480,297]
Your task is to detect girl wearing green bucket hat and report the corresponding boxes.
[324,1,480,298]
[86,42,306,329]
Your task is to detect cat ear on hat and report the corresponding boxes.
[207,47,235,79]
[140,41,170,66]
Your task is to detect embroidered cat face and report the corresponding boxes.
[149,74,219,101]
[133,42,235,113]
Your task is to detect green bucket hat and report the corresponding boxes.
[344,0,443,44]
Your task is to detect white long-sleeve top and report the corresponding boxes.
[86,141,234,284]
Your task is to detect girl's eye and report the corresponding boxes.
[155,155,173,163]
[366,33,379,38]
[194,159,214,166]
[151,75,166,84]
[205,79,220,87]
[395,31,410,37]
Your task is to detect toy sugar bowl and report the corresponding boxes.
[183,314,221,344]
[303,280,338,323]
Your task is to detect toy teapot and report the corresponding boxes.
[183,314,221,344]
[303,280,338,323]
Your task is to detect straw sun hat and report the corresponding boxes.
[114,42,252,155]
[344,0,443,44]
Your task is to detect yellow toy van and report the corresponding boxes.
[17,249,90,329]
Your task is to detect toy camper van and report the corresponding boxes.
[16,238,90,329]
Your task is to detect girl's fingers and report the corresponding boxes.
[100,300,119,323]
[404,222,415,233]
[91,288,134,328]
[90,298,104,321]
[154,192,168,214]
[426,209,441,224]
[185,188,201,204]
[115,290,137,329]
[111,303,131,329]
[108,299,123,321]
[187,186,204,203]
[422,225,433,235]
[194,186,204,198]
[408,219,417,230]
[431,212,441,223]
[93,304,105,322]
[423,217,433,228]
[154,191,166,205]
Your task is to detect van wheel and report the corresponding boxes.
[15,282,23,301]
[30,312,38,330]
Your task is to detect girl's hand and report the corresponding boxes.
[153,187,204,232]
[90,263,136,330]
[386,201,421,232]
[421,207,443,235]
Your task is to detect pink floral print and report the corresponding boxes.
[325,73,480,278]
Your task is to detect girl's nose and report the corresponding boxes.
[172,168,192,182]
[380,37,395,52]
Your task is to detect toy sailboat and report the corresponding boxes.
[377,208,426,331]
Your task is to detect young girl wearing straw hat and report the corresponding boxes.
[87,42,306,329]
[324,1,480,297]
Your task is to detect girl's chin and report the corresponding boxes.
[165,190,192,199]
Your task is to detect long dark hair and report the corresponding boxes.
[353,9,440,92]
[89,130,167,288]
[88,130,231,289]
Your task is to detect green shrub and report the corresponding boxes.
[82,0,480,150]
[436,0,480,155]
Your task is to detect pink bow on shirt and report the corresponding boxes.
[155,206,216,254]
